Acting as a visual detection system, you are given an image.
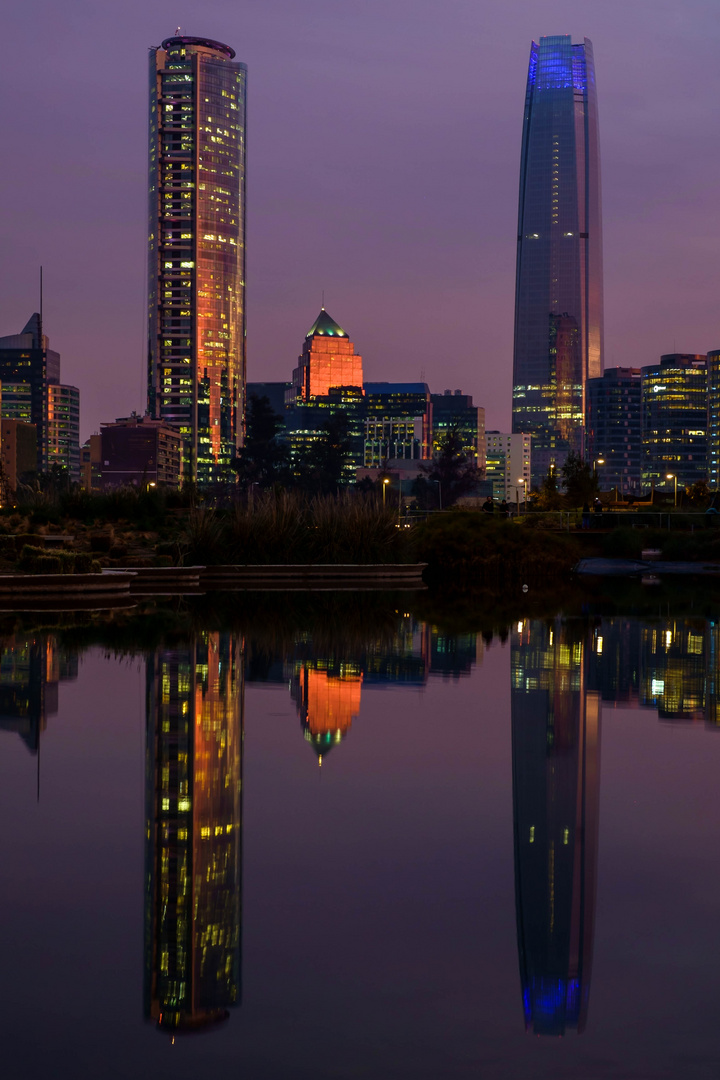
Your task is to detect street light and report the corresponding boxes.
[517,477,527,513]
[666,473,677,508]
[382,477,390,506]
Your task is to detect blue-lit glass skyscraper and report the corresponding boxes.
[512,37,603,483]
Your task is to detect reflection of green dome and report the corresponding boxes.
[303,725,346,765]
[305,309,348,339]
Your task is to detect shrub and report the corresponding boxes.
[74,553,94,573]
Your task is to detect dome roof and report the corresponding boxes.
[305,309,348,339]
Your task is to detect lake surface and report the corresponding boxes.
[0,592,719,1079]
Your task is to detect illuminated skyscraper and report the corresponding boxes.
[148,36,247,484]
[288,310,364,404]
[145,633,243,1032]
[512,36,603,483]
[511,619,601,1035]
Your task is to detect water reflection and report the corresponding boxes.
[144,632,243,1033]
[0,602,718,1060]
[511,621,600,1036]
[0,634,77,755]
[510,613,720,1038]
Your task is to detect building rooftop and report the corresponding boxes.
[161,35,236,59]
[306,309,348,339]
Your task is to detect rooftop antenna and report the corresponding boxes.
[39,265,43,348]
[321,290,325,310]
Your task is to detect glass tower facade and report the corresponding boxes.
[512,36,603,483]
[586,368,642,494]
[640,354,707,492]
[707,350,720,490]
[148,36,247,484]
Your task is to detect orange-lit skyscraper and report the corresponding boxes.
[145,633,243,1032]
[289,310,364,403]
[511,619,601,1035]
[148,36,247,483]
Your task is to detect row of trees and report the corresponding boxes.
[533,452,713,509]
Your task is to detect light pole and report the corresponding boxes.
[666,473,677,508]
[436,479,442,510]
[382,477,390,506]
[518,477,527,512]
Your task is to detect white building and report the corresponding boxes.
[485,432,532,502]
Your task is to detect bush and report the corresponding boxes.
[74,552,94,573]
[412,512,581,589]
[89,533,114,553]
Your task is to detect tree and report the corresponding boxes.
[561,451,597,506]
[420,428,480,507]
[232,394,290,490]
[534,465,563,510]
[305,411,354,495]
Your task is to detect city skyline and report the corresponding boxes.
[1,0,717,443]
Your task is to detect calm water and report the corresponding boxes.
[0,594,719,1079]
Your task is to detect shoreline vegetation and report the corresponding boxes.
[0,487,718,586]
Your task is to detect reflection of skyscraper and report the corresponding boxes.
[512,36,603,480]
[511,620,600,1035]
[291,663,362,765]
[145,633,243,1032]
[0,634,78,753]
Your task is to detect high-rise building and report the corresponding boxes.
[0,420,37,494]
[706,350,720,490]
[585,368,642,493]
[484,431,531,501]
[363,383,432,466]
[511,619,601,1035]
[100,415,182,489]
[0,313,61,472]
[148,36,247,484]
[640,354,707,493]
[47,383,80,482]
[512,36,603,483]
[431,391,486,472]
[288,309,364,404]
[145,633,243,1032]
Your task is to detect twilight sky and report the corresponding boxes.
[1,0,718,440]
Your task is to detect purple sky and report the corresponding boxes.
[1,0,718,441]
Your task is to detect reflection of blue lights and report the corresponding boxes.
[524,977,581,1033]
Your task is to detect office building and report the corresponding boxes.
[512,36,603,483]
[640,354,707,493]
[288,309,363,404]
[707,350,720,490]
[431,391,486,471]
[47,383,80,482]
[148,35,247,484]
[511,619,600,1035]
[0,312,62,472]
[485,432,531,501]
[585,368,642,493]
[145,633,243,1032]
[100,415,182,489]
[363,383,432,466]
[80,434,102,493]
[0,420,37,494]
